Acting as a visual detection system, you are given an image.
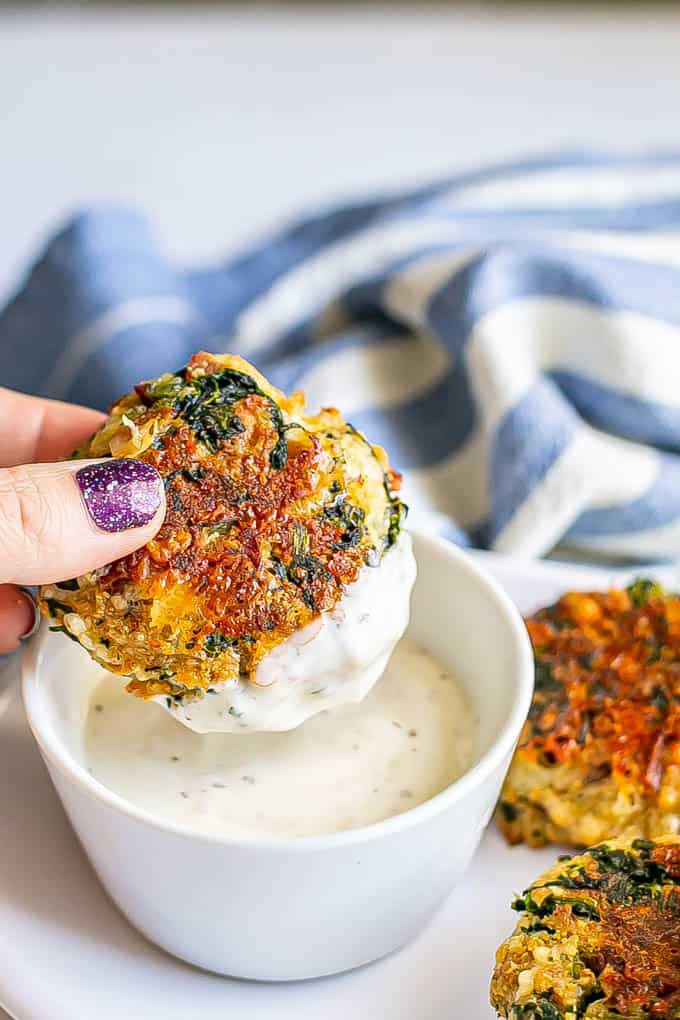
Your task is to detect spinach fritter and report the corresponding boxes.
[39,353,405,698]
[498,582,680,848]
[491,837,680,1019]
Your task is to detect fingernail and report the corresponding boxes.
[76,460,163,533]
[18,587,41,640]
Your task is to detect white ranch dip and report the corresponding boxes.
[153,531,417,734]
[84,636,476,838]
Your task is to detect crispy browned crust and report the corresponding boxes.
[38,353,405,696]
[497,581,680,849]
[491,837,680,1019]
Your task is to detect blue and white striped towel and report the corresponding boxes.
[4,152,680,561]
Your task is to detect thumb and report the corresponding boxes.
[0,458,165,585]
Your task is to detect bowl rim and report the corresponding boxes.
[22,528,534,853]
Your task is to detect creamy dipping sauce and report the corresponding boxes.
[84,637,477,838]
[154,532,417,734]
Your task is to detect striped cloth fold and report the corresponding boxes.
[4,152,680,560]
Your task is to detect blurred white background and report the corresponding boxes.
[2,4,680,306]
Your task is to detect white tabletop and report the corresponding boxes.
[2,4,680,307]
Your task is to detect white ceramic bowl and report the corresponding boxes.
[22,531,533,981]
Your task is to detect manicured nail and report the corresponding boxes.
[76,460,163,533]
[18,587,41,640]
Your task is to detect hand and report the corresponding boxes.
[0,387,165,654]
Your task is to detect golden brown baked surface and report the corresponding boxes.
[491,837,680,1019]
[39,352,405,698]
[497,581,680,849]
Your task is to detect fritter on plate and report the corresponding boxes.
[491,836,680,1019]
[39,352,412,730]
[497,580,680,848]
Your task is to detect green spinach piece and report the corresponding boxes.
[512,998,564,1020]
[320,496,366,550]
[147,368,288,470]
[203,631,238,657]
[627,578,664,607]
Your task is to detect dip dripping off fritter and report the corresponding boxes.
[39,353,405,701]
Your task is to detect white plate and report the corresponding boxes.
[1,551,675,1020]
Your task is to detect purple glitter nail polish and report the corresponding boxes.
[76,460,163,533]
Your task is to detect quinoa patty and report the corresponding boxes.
[38,352,405,698]
[497,581,680,849]
[491,836,680,1019]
